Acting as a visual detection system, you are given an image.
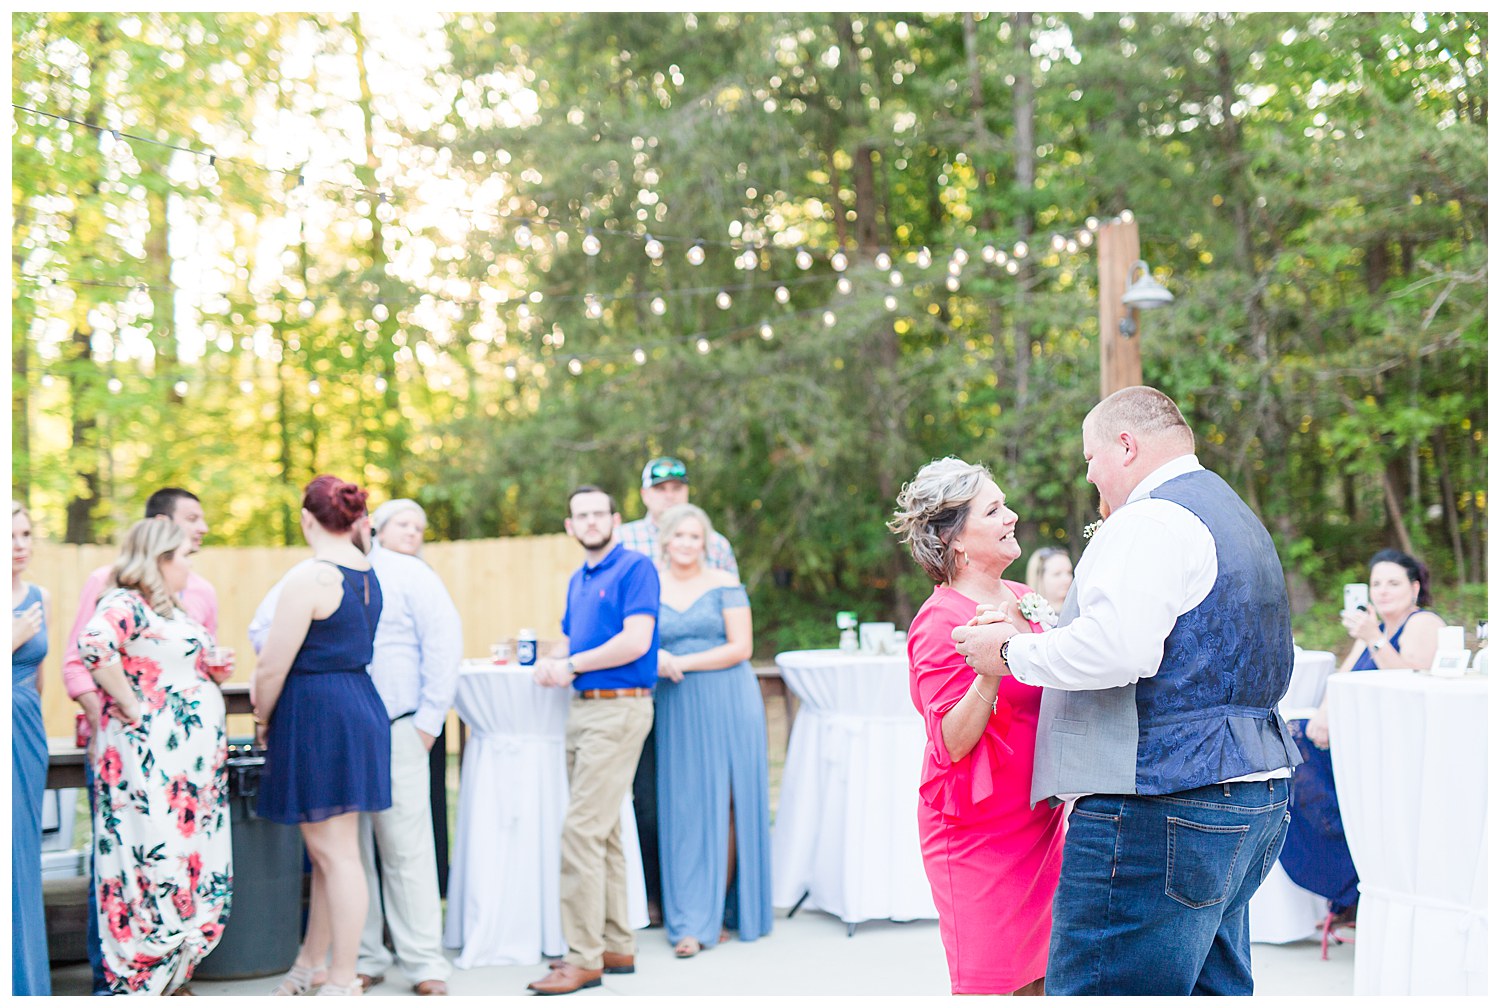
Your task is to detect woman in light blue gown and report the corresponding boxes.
[652,504,772,958]
[12,501,52,995]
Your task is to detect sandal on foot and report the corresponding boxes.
[316,981,362,996]
[673,937,702,958]
[271,963,327,996]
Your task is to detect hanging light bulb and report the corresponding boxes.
[1012,241,1028,259]
[738,250,758,270]
[644,234,664,260]
[1066,239,1079,254]
[108,378,123,393]
[633,347,647,364]
[889,270,903,286]
[1005,260,1019,275]
[40,374,55,387]
[686,242,706,266]
[1119,209,1134,224]
[650,296,666,315]
[774,285,790,304]
[174,380,189,397]
[582,229,601,256]
[759,321,773,340]
[916,247,932,269]
[1051,234,1067,252]
[1078,229,1094,247]
[308,379,321,395]
[822,310,837,327]
[884,294,898,311]
[299,298,316,319]
[239,380,253,394]
[836,276,852,295]
[795,246,814,270]
[946,275,960,292]
[830,250,848,272]
[875,251,892,270]
[568,358,583,375]
[716,290,733,309]
[504,364,518,381]
[996,249,1008,264]
[372,302,389,323]
[981,244,997,263]
[515,224,533,248]
[585,295,603,319]
[948,260,963,276]
[1085,216,1100,231]
[373,377,387,393]
[696,338,711,354]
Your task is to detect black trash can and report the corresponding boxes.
[195,743,305,979]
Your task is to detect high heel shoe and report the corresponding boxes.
[1319,903,1357,960]
[271,963,328,996]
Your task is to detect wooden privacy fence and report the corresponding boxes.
[27,534,582,739]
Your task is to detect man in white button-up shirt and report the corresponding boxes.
[250,501,461,995]
[954,386,1297,996]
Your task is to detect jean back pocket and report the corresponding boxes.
[1165,816,1249,909]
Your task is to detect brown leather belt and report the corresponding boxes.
[576,688,652,700]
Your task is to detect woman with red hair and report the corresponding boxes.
[254,475,388,996]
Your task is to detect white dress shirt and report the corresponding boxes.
[248,546,462,738]
[1007,454,1216,690]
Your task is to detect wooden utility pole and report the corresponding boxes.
[1097,218,1144,397]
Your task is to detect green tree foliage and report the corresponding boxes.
[12,12,1486,649]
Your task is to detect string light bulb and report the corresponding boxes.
[981,245,996,263]
[308,379,321,395]
[916,247,932,269]
[373,377,387,393]
[884,294,897,311]
[830,250,848,272]
[515,224,533,248]
[108,378,123,393]
[836,277,852,295]
[239,380,254,394]
[716,291,732,309]
[582,230,602,256]
[952,248,969,266]
[1120,209,1134,223]
[1012,241,1028,259]
[372,302,389,323]
[795,247,814,270]
[1005,260,1019,275]
[774,286,790,304]
[633,347,647,364]
[568,358,583,375]
[650,296,666,315]
[173,380,189,397]
[504,364,518,381]
[644,234,664,260]
[299,298,316,319]
[822,310,836,327]
[1051,234,1066,252]
[1079,230,1094,247]
[585,295,603,318]
[1085,216,1100,231]
[889,270,903,286]
[875,252,892,270]
[759,321,774,340]
[945,275,960,292]
[686,243,706,266]
[696,338,711,354]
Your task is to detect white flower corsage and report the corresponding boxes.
[1082,520,1103,540]
[1018,591,1059,629]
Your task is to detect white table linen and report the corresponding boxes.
[770,650,937,929]
[442,662,647,968]
[1249,648,1337,944]
[1328,669,1488,995]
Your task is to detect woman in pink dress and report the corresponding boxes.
[889,457,1065,995]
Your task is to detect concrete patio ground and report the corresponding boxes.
[50,907,1354,998]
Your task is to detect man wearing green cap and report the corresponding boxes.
[619,456,739,925]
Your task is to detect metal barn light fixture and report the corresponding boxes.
[1118,260,1174,337]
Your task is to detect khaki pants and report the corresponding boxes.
[559,695,654,970]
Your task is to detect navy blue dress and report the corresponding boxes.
[1282,612,1430,914]
[259,562,391,824]
[11,583,51,994]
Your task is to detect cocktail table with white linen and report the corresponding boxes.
[771,649,937,933]
[442,661,647,968]
[1327,668,1487,995]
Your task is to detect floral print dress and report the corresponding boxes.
[78,588,231,995]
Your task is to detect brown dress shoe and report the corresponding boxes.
[413,979,448,995]
[527,963,603,996]
[357,974,385,992]
[545,951,634,975]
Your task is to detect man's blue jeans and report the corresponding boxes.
[1046,778,1291,995]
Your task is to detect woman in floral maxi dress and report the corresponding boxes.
[78,519,231,995]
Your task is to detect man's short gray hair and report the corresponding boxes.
[888,457,992,584]
[1086,385,1194,451]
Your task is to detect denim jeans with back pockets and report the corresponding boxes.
[1045,777,1291,996]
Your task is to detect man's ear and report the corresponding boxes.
[1119,431,1139,464]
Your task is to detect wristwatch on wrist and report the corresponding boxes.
[999,637,1012,668]
[1369,637,1388,652]
[565,657,577,677]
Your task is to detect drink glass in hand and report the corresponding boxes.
[206,646,234,681]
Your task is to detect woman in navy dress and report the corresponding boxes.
[253,476,389,996]
[652,504,772,958]
[1287,549,1443,932]
[12,501,52,994]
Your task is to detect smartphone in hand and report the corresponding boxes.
[1343,583,1370,613]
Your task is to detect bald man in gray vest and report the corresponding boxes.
[954,386,1298,995]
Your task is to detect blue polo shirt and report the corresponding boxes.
[561,543,660,691]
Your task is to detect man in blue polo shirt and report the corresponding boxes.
[527,485,660,996]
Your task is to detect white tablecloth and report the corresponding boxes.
[770,650,937,928]
[1249,648,1338,944]
[442,662,647,968]
[1328,669,1488,995]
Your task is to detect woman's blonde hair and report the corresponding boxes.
[110,519,186,618]
[1025,547,1069,594]
[12,500,29,521]
[656,503,715,566]
[888,457,993,584]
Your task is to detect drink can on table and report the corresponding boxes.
[75,711,93,749]
[517,629,538,666]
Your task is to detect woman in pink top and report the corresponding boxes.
[889,457,1065,995]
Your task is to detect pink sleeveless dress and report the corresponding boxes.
[906,582,1065,994]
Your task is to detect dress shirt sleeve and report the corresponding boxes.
[247,577,286,655]
[709,532,739,577]
[408,564,464,738]
[61,569,110,700]
[1007,500,1215,691]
